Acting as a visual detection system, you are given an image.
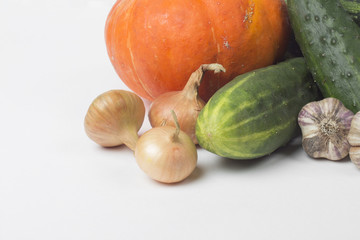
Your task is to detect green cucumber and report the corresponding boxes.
[340,0,360,24]
[195,58,320,160]
[284,0,360,25]
[287,0,360,113]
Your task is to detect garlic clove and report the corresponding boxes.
[349,147,360,169]
[298,97,354,160]
[347,112,360,169]
[347,112,360,146]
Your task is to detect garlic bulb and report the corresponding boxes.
[84,90,145,150]
[349,147,360,168]
[347,112,360,168]
[348,112,360,146]
[298,98,354,160]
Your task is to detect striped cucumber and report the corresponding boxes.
[195,58,320,160]
[288,0,360,113]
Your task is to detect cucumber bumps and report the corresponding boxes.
[288,0,360,113]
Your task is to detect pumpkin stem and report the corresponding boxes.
[182,63,226,100]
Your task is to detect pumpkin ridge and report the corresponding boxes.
[211,26,220,63]
[127,0,155,100]
[260,0,277,61]
[201,0,220,64]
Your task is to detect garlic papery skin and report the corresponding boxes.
[348,112,360,168]
[135,126,197,184]
[298,97,354,160]
[84,90,145,150]
[148,63,225,144]
[347,112,360,146]
[349,147,360,169]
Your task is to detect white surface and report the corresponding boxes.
[1,1,360,240]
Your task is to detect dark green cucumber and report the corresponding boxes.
[285,0,360,25]
[288,0,360,113]
[195,58,320,160]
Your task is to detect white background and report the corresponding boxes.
[1,0,360,239]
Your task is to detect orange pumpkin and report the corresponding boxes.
[105,0,290,101]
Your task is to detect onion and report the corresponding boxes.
[84,90,145,150]
[148,64,225,144]
[135,111,197,183]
